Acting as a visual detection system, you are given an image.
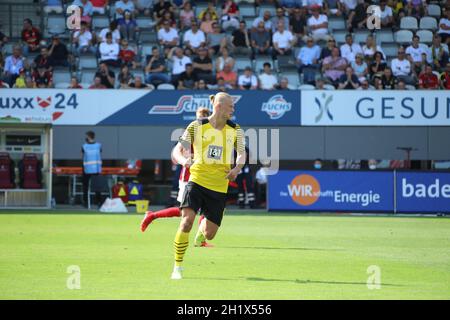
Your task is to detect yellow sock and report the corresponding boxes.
[173,230,189,267]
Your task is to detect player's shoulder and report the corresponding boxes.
[226,119,240,129]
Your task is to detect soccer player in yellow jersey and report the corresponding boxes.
[170,92,246,280]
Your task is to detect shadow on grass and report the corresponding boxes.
[221,246,344,252]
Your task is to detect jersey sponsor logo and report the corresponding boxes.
[207,145,223,160]
[261,95,292,120]
[148,94,242,115]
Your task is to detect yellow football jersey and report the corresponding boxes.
[180,118,245,193]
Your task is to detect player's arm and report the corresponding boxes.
[226,125,246,181]
[171,121,195,168]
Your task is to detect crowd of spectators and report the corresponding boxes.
[0,0,449,90]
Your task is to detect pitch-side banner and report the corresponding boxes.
[0,89,300,126]
[301,90,450,126]
[268,170,394,212]
[396,172,450,213]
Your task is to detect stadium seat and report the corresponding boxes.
[92,16,110,30]
[1,82,10,88]
[323,84,336,90]
[80,82,91,89]
[81,70,97,84]
[79,55,98,70]
[299,84,315,90]
[427,4,441,17]
[136,17,155,30]
[400,17,418,30]
[333,30,347,44]
[194,4,209,17]
[235,57,252,72]
[240,4,256,18]
[382,43,400,59]
[54,82,70,89]
[157,83,175,90]
[416,30,433,44]
[328,17,346,31]
[283,72,300,89]
[405,84,416,90]
[139,30,158,43]
[375,29,394,44]
[354,30,370,44]
[47,15,66,35]
[419,17,438,30]
[2,42,14,55]
[394,30,413,44]
[53,70,71,84]
[258,5,277,16]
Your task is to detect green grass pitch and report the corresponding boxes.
[0,211,449,299]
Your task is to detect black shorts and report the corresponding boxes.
[180,181,227,227]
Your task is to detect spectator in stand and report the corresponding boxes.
[369,51,386,80]
[216,63,237,89]
[238,66,258,90]
[192,47,213,84]
[271,8,289,34]
[158,20,179,56]
[305,6,330,42]
[438,8,450,44]
[440,62,450,89]
[153,0,175,26]
[99,32,120,67]
[358,77,370,90]
[215,47,235,74]
[119,39,139,69]
[405,0,427,19]
[406,35,428,75]
[346,0,368,32]
[340,0,358,17]
[73,21,96,55]
[33,47,54,75]
[198,2,219,21]
[91,0,108,15]
[250,21,271,60]
[179,2,195,31]
[200,12,216,34]
[338,66,359,89]
[133,0,152,16]
[396,79,406,90]
[32,67,53,88]
[99,21,121,44]
[206,22,228,56]
[351,53,368,82]
[418,64,439,89]
[117,10,139,41]
[279,0,303,14]
[276,77,290,90]
[231,21,251,56]
[315,77,325,89]
[115,0,137,19]
[303,0,324,8]
[158,9,176,29]
[208,76,232,91]
[379,0,394,28]
[43,0,63,14]
[340,34,363,64]
[272,21,296,59]
[373,74,383,89]
[3,46,25,87]
[297,36,321,84]
[48,35,69,67]
[0,27,8,48]
[289,7,307,40]
[95,62,115,88]
[14,68,27,88]
[258,62,278,90]
[221,0,240,30]
[391,47,415,85]
[381,67,398,89]
[324,0,343,16]
[129,75,151,89]
[145,46,170,86]
[319,37,336,63]
[197,79,207,90]
[322,47,347,87]
[89,75,107,88]
[73,0,94,26]
[183,20,206,54]
[168,47,191,86]
[390,0,405,24]
[252,10,273,32]
[362,35,386,62]
[429,35,449,71]
[21,19,41,56]
[68,76,83,89]
[118,64,133,88]
[177,63,198,89]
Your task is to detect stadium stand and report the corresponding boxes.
[0,0,448,90]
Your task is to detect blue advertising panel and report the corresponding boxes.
[98,90,300,126]
[396,172,450,213]
[268,170,394,212]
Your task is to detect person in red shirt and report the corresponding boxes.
[68,76,83,89]
[32,67,53,88]
[21,19,41,56]
[418,64,439,89]
[221,0,240,30]
[440,63,450,90]
[119,39,139,69]
[89,76,107,89]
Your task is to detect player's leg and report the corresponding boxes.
[172,207,196,279]
[195,217,219,247]
[194,189,226,246]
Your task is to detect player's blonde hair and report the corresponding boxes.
[196,107,210,119]
[209,92,232,109]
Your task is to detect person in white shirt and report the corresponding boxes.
[438,9,450,44]
[115,0,137,19]
[252,10,273,31]
[340,33,363,64]
[297,36,321,84]
[272,21,296,58]
[72,21,96,55]
[362,34,386,60]
[99,32,120,67]
[182,21,206,54]
[379,0,393,28]
[258,62,278,90]
[158,20,179,55]
[391,47,415,85]
[339,0,357,15]
[238,67,258,90]
[406,35,428,75]
[305,6,330,42]
[168,46,192,86]
[99,21,121,44]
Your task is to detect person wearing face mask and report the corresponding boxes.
[313,158,323,170]
[368,159,377,170]
[81,131,102,208]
